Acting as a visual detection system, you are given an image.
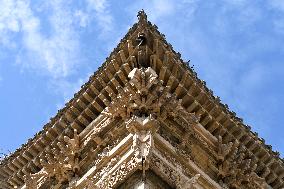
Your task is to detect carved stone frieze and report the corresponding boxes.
[94,156,139,189]
[150,154,178,187]
[85,177,98,189]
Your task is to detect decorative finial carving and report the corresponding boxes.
[137,9,147,25]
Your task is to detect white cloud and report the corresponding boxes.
[0,0,21,47]
[0,0,80,79]
[151,0,175,18]
[0,0,117,108]
[22,0,80,78]
[86,0,113,34]
[75,10,89,27]
[0,0,20,32]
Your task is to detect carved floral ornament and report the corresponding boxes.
[103,66,199,132]
[103,67,199,165]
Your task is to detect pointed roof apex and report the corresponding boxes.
[137,9,148,26]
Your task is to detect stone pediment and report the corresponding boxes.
[0,10,283,189]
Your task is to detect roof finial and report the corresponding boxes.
[137,9,147,25]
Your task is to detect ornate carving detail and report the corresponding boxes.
[126,114,159,163]
[217,136,267,189]
[176,173,200,189]
[217,136,236,163]
[90,67,205,188]
[248,172,267,189]
[150,154,178,186]
[100,67,165,173]
[24,129,81,189]
[104,67,172,122]
[85,177,98,189]
[108,157,139,188]
[23,172,42,189]
[61,129,80,173]
[94,156,139,189]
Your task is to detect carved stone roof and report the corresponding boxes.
[0,10,283,189]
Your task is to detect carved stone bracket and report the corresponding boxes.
[103,67,171,122]
[24,129,81,189]
[217,136,267,189]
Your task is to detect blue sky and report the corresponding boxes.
[0,0,283,158]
